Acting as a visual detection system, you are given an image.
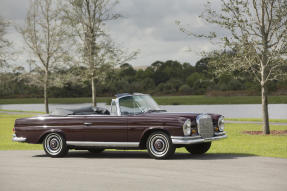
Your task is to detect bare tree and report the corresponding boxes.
[63,0,137,106]
[0,16,11,70]
[91,37,138,90]
[178,0,287,134]
[0,15,13,97]
[19,0,68,113]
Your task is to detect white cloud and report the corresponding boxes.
[0,0,222,68]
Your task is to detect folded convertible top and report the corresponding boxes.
[51,106,110,116]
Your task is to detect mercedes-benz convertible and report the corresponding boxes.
[13,93,227,159]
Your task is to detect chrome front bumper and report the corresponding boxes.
[171,132,227,145]
[12,134,27,142]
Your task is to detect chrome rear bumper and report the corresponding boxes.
[171,132,227,145]
[12,134,27,142]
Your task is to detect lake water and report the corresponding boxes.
[0,103,286,119]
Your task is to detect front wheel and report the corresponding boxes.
[146,131,175,159]
[43,133,68,158]
[185,142,211,154]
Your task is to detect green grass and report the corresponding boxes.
[154,95,287,105]
[0,97,112,104]
[226,118,287,123]
[0,113,41,150]
[0,109,45,114]
[1,113,287,158]
[1,95,287,105]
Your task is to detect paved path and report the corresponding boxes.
[0,150,287,191]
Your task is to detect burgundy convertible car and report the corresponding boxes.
[13,93,226,159]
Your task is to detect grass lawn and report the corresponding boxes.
[154,95,287,105]
[0,109,45,114]
[0,97,111,105]
[1,113,286,158]
[0,113,41,150]
[226,118,287,123]
[1,95,287,105]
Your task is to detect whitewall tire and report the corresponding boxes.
[146,131,175,159]
[43,133,68,158]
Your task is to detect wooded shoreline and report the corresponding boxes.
[1,95,287,105]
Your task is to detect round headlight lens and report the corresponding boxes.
[183,119,191,136]
[218,116,224,131]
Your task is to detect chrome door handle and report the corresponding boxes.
[83,122,93,126]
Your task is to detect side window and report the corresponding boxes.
[110,101,117,116]
[119,96,141,115]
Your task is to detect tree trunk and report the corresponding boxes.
[44,70,49,114]
[261,84,270,134]
[91,77,96,107]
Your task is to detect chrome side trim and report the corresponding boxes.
[12,134,27,142]
[171,134,227,145]
[66,141,139,148]
[170,135,201,140]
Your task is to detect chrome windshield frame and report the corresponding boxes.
[111,93,159,116]
[110,98,121,116]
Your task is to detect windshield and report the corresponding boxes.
[119,95,161,115]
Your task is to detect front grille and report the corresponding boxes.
[196,114,214,139]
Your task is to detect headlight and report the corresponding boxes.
[183,119,191,136]
[218,116,224,131]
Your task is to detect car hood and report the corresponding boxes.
[143,112,222,121]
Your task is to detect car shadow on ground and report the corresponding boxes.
[33,150,256,160]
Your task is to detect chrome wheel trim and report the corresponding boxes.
[44,133,63,156]
[149,134,169,157]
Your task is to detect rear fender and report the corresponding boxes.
[38,129,66,143]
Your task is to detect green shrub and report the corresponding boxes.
[179,84,192,94]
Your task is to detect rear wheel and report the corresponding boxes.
[43,133,68,158]
[88,148,105,153]
[146,131,175,159]
[185,142,211,154]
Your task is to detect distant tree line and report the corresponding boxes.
[1,59,286,98]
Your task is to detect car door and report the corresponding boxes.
[49,116,88,142]
[80,115,128,142]
[118,96,158,142]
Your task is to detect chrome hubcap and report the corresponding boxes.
[149,134,169,157]
[44,133,63,155]
[154,139,165,152]
[49,138,59,149]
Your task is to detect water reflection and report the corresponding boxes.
[0,103,286,119]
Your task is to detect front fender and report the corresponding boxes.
[139,126,167,141]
